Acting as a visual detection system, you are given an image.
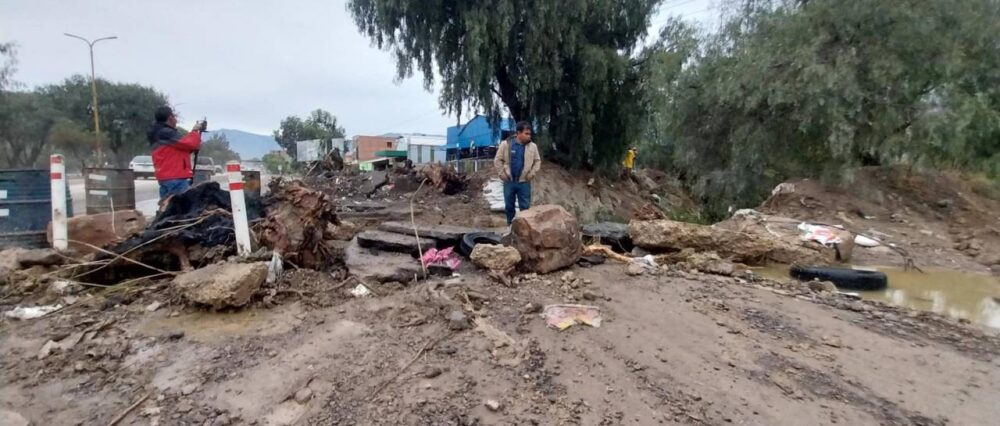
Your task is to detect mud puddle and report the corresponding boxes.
[754,266,1000,328]
[136,302,305,342]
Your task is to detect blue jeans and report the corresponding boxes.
[159,178,190,199]
[503,181,531,224]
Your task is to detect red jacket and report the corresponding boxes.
[148,123,202,181]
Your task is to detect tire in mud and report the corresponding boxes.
[790,265,888,291]
[459,232,503,257]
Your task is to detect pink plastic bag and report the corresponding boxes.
[421,246,461,270]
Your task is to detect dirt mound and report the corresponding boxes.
[759,167,1000,271]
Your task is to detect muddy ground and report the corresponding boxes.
[3,262,999,425]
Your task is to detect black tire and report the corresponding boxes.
[789,265,888,291]
[459,232,503,257]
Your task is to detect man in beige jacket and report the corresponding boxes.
[494,121,541,224]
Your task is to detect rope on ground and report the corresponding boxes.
[368,332,449,399]
[410,179,429,277]
[106,392,149,426]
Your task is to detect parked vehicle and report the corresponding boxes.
[129,155,156,179]
[195,157,216,176]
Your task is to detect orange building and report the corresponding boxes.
[354,136,397,162]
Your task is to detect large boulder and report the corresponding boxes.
[470,243,522,273]
[174,262,267,309]
[628,219,828,265]
[48,210,147,255]
[502,205,582,274]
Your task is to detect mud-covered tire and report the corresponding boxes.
[789,265,888,291]
[459,232,503,257]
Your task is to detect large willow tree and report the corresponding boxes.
[348,0,660,168]
[646,0,1000,218]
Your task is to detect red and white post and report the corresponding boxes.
[50,154,68,250]
[226,161,252,256]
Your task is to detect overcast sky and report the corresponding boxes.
[0,0,716,137]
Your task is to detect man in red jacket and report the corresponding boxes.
[146,106,205,200]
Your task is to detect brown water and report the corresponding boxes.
[753,266,1000,329]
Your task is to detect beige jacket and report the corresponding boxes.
[494,138,541,183]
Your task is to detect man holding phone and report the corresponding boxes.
[146,106,205,200]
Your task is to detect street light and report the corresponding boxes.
[64,33,117,166]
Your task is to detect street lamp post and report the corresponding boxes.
[64,33,117,166]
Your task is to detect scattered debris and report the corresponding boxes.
[470,243,521,273]
[266,252,284,284]
[362,171,390,196]
[378,221,480,246]
[581,222,634,253]
[502,205,583,273]
[484,399,503,412]
[448,310,471,331]
[351,284,372,297]
[174,262,268,309]
[145,301,163,312]
[4,304,63,320]
[542,304,602,330]
[344,239,423,283]
[483,179,506,212]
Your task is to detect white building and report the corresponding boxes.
[397,134,447,165]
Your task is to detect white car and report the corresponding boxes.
[129,155,156,179]
[195,157,216,176]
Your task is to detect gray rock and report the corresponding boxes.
[470,244,521,273]
[626,263,646,276]
[0,409,30,426]
[807,280,838,293]
[484,399,503,412]
[294,387,314,404]
[356,230,435,256]
[174,262,268,309]
[17,248,64,268]
[448,310,471,331]
[362,171,389,196]
[378,221,483,246]
[344,239,423,283]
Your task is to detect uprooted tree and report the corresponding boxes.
[348,0,659,170]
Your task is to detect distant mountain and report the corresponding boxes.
[206,128,282,160]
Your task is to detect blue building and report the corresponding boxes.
[446,115,514,159]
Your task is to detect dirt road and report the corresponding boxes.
[2,263,997,425]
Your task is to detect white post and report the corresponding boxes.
[226,161,252,256]
[50,154,68,250]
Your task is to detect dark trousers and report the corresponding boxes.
[503,181,532,224]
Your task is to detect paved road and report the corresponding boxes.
[69,174,239,218]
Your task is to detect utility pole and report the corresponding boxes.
[64,33,117,166]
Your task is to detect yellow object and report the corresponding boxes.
[623,149,636,169]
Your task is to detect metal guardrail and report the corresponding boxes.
[449,159,494,174]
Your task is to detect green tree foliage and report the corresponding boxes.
[198,133,241,165]
[348,0,658,169]
[0,91,62,168]
[48,120,98,171]
[645,0,1000,219]
[262,151,291,174]
[41,75,169,167]
[273,109,346,157]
